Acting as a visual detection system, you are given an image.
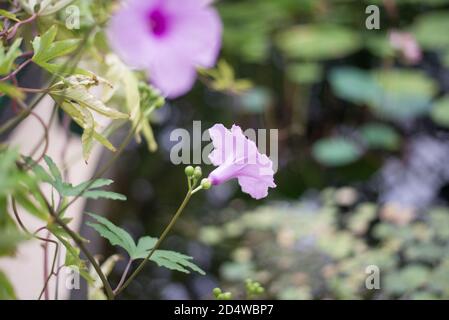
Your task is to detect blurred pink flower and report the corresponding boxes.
[207,124,276,200]
[389,30,422,65]
[107,0,222,98]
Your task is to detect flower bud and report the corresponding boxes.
[185,166,194,177]
[212,288,222,298]
[222,292,232,300]
[201,178,212,190]
[194,166,202,179]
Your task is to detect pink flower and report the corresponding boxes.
[389,30,422,65]
[107,0,222,98]
[207,124,276,200]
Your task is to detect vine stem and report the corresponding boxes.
[114,190,193,297]
[32,188,115,300]
[51,213,115,300]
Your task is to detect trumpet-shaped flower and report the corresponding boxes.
[207,124,276,200]
[107,0,222,98]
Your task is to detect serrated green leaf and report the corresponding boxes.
[82,190,126,201]
[32,25,57,62]
[131,236,158,260]
[43,155,64,193]
[63,179,113,197]
[52,86,129,120]
[40,39,81,62]
[31,26,84,76]
[86,213,136,256]
[150,250,205,275]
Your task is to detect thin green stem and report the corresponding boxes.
[114,190,193,297]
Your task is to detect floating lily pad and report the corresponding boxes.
[312,137,361,167]
[431,96,449,127]
[277,25,361,60]
[360,123,400,150]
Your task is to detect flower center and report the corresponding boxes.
[148,8,169,37]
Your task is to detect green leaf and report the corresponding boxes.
[0,83,25,101]
[63,179,113,196]
[82,190,126,201]
[0,9,20,22]
[32,26,82,75]
[0,38,23,76]
[286,62,323,85]
[312,137,362,167]
[150,250,205,275]
[86,213,136,256]
[330,67,437,119]
[132,236,205,275]
[329,67,380,105]
[431,95,449,127]
[131,236,158,260]
[0,227,29,257]
[13,190,49,221]
[0,270,16,300]
[360,123,401,151]
[43,155,64,192]
[371,70,437,119]
[412,11,449,50]
[277,24,361,61]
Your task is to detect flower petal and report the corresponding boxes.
[107,0,159,69]
[208,123,234,165]
[148,53,197,98]
[163,0,222,67]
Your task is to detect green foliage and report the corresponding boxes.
[0,9,20,22]
[0,38,22,76]
[0,270,16,300]
[1,150,48,221]
[32,25,83,75]
[48,75,129,161]
[30,155,126,201]
[47,222,94,284]
[198,60,252,94]
[86,213,205,275]
[0,83,25,101]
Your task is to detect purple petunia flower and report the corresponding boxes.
[107,0,222,98]
[207,124,276,200]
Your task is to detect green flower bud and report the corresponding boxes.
[201,178,212,190]
[194,166,202,179]
[185,166,195,177]
[213,288,222,298]
[222,292,232,300]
